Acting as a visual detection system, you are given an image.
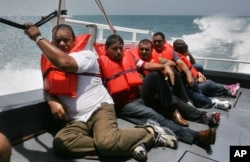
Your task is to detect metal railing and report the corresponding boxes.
[54,1,250,75]
[195,57,250,74]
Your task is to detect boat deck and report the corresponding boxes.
[7,86,250,162]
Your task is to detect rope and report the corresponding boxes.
[95,0,116,34]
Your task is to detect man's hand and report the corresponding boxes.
[44,90,68,121]
[165,60,176,68]
[186,71,195,87]
[197,72,206,83]
[23,23,41,41]
[48,100,68,121]
[164,64,175,86]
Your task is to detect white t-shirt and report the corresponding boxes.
[58,50,114,122]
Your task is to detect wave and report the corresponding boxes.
[169,14,250,61]
[0,67,42,96]
[1,14,250,96]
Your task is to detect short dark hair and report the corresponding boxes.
[153,32,165,40]
[105,34,124,48]
[139,39,153,47]
[173,39,188,54]
[52,24,76,40]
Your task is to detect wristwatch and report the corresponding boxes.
[35,36,45,44]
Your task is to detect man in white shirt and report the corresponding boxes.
[24,23,177,162]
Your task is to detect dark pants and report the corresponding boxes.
[179,72,213,108]
[140,71,207,122]
[185,83,213,108]
[117,98,197,144]
[199,79,229,97]
[115,71,210,144]
[172,69,190,102]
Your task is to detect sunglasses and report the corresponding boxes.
[153,40,164,44]
[53,37,72,44]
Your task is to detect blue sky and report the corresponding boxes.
[0,0,250,16]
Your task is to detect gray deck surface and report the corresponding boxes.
[10,87,250,162]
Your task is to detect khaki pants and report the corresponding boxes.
[53,102,154,159]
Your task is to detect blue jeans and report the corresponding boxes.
[193,63,204,73]
[117,98,196,144]
[186,83,213,108]
[198,79,228,97]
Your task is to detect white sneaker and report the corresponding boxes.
[212,98,231,110]
[131,144,147,162]
[144,120,178,149]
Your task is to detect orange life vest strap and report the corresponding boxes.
[104,68,137,84]
[42,68,100,80]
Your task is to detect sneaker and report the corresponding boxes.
[204,112,220,126]
[224,82,239,90]
[144,120,178,149]
[225,83,240,97]
[131,144,147,162]
[212,98,232,110]
[230,83,240,97]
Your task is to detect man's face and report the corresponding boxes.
[52,28,75,53]
[138,42,152,61]
[106,41,123,62]
[152,35,165,53]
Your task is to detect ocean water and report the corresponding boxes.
[0,15,250,96]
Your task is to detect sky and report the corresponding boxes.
[0,0,250,16]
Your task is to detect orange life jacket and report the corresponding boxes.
[152,43,174,60]
[95,45,142,95]
[128,48,160,76]
[177,53,198,78]
[40,34,91,97]
[93,42,106,56]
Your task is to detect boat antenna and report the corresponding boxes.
[57,0,62,26]
[95,0,116,34]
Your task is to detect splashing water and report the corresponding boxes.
[170,14,250,61]
[1,14,250,95]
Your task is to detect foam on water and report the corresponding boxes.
[0,67,42,96]
[1,14,250,95]
[170,14,250,61]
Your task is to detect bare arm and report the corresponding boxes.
[176,59,195,87]
[187,51,196,64]
[24,23,78,73]
[159,57,176,68]
[142,62,175,85]
[44,90,68,121]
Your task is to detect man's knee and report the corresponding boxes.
[53,136,76,157]
[94,136,114,153]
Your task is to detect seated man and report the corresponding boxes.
[95,34,219,151]
[152,32,232,110]
[0,133,11,162]
[173,39,240,98]
[24,23,177,162]
[128,39,221,126]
